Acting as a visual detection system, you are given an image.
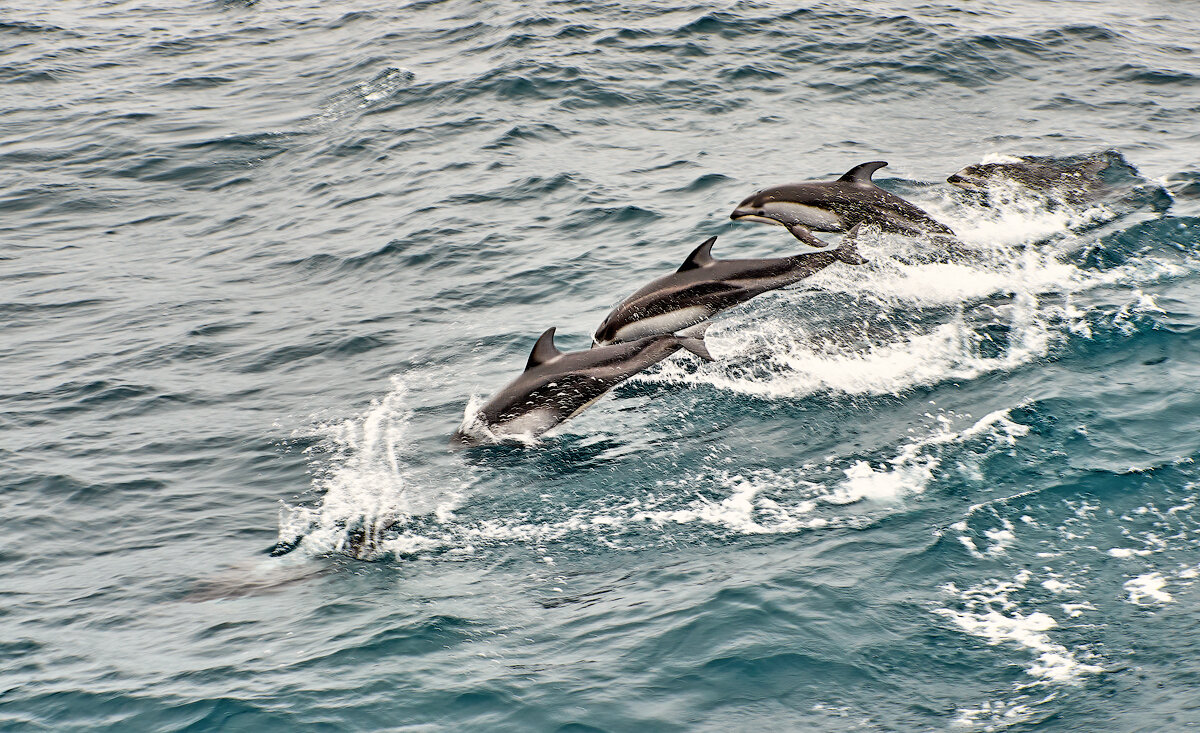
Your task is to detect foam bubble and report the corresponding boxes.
[953,696,1047,730]
[1107,547,1150,558]
[827,458,933,505]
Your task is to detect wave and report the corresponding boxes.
[281,374,1033,559]
[637,183,1194,401]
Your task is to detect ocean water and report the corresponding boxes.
[3,0,1200,730]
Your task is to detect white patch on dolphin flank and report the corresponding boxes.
[608,306,710,344]
[495,408,558,439]
[761,201,844,230]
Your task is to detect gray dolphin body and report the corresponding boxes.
[730,161,955,245]
[451,328,712,447]
[947,155,1113,204]
[592,231,866,347]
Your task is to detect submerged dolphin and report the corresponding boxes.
[730,161,955,244]
[948,154,1115,204]
[592,230,866,347]
[451,328,712,447]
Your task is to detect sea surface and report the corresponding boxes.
[3,1,1200,730]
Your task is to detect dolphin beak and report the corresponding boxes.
[946,174,983,193]
[730,206,753,220]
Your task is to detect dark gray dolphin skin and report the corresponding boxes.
[730,161,955,244]
[592,229,867,347]
[451,328,713,447]
[948,154,1113,203]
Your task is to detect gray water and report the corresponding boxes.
[3,1,1200,730]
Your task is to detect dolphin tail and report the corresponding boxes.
[676,323,714,361]
[833,224,869,265]
[675,321,708,339]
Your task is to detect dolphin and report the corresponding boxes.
[948,154,1116,204]
[451,328,713,447]
[730,161,955,244]
[592,230,866,347]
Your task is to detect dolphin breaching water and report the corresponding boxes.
[946,151,1174,218]
[730,161,955,244]
[451,327,713,447]
[947,156,1110,201]
[592,229,867,347]
[947,152,1127,204]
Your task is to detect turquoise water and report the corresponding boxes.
[3,1,1200,730]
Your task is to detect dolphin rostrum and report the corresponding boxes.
[592,229,866,347]
[730,161,955,244]
[451,328,713,447]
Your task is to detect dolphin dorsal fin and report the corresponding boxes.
[525,327,562,370]
[838,161,888,186]
[677,236,718,273]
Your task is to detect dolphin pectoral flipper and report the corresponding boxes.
[785,221,833,248]
[837,161,888,186]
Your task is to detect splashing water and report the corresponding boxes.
[643,189,1190,401]
[277,377,469,559]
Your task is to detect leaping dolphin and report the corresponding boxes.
[451,328,713,447]
[730,161,955,244]
[592,230,866,347]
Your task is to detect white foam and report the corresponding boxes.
[936,571,1103,684]
[1124,572,1173,605]
[287,405,1032,556]
[641,188,1196,403]
[979,152,1027,165]
[624,408,1031,535]
[629,471,824,535]
[826,458,932,505]
[447,408,1026,550]
[959,517,1018,559]
[953,696,1047,730]
[940,181,1114,247]
[1107,547,1150,558]
[278,377,471,559]
[1040,578,1078,594]
[1060,603,1095,618]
